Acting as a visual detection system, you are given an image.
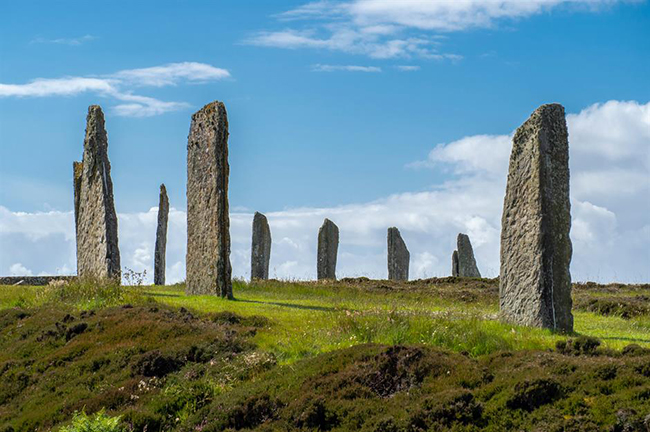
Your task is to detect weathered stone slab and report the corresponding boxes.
[154,184,169,285]
[317,218,339,280]
[451,250,459,277]
[75,105,121,280]
[186,101,233,298]
[455,233,481,278]
[251,212,272,280]
[500,103,573,332]
[387,227,409,281]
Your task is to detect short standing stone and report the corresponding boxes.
[154,184,169,285]
[500,103,573,332]
[186,101,233,298]
[251,212,272,280]
[317,218,339,280]
[455,233,481,278]
[387,227,409,281]
[451,250,459,277]
[74,105,121,280]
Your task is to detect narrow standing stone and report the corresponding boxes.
[154,184,169,285]
[317,218,339,280]
[73,161,83,236]
[74,105,121,280]
[451,250,459,277]
[500,103,573,332]
[251,212,272,280]
[455,233,481,278]
[186,101,233,298]
[387,227,409,281]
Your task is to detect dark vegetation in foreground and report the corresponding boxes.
[0,279,649,431]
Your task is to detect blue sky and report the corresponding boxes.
[1,1,649,282]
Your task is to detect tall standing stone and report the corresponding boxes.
[317,218,339,280]
[387,227,409,281]
[251,212,272,280]
[154,184,169,285]
[500,103,573,332]
[74,105,121,280]
[186,101,233,298]
[453,233,481,277]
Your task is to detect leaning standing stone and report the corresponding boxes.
[154,184,169,285]
[186,101,233,298]
[317,218,339,280]
[456,233,481,278]
[74,105,121,280]
[251,212,272,280]
[500,103,573,332]
[387,227,409,281]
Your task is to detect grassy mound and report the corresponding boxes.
[0,305,273,431]
[184,342,650,431]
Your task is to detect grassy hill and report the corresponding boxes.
[0,278,649,431]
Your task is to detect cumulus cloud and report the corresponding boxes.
[9,263,32,276]
[1,100,648,284]
[0,62,231,117]
[312,64,382,72]
[246,0,625,59]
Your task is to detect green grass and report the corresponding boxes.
[4,278,648,365]
[0,278,648,432]
[130,279,650,362]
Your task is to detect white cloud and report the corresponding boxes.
[1,100,648,284]
[247,0,625,59]
[395,65,421,71]
[9,263,32,276]
[347,0,622,32]
[0,62,231,118]
[312,64,382,72]
[0,77,115,98]
[31,35,96,46]
[247,27,456,59]
[112,62,231,87]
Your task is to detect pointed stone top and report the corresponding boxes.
[388,226,400,234]
[86,105,105,130]
[192,100,227,120]
[254,211,267,222]
[88,104,104,116]
[521,103,565,128]
[160,183,167,193]
[514,103,566,150]
[532,103,564,115]
[322,218,335,226]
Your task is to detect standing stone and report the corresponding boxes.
[251,212,272,280]
[74,105,121,280]
[73,161,83,236]
[186,101,233,298]
[500,103,573,332]
[317,218,339,280]
[154,184,169,285]
[451,250,459,277]
[387,227,409,281]
[454,233,481,278]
